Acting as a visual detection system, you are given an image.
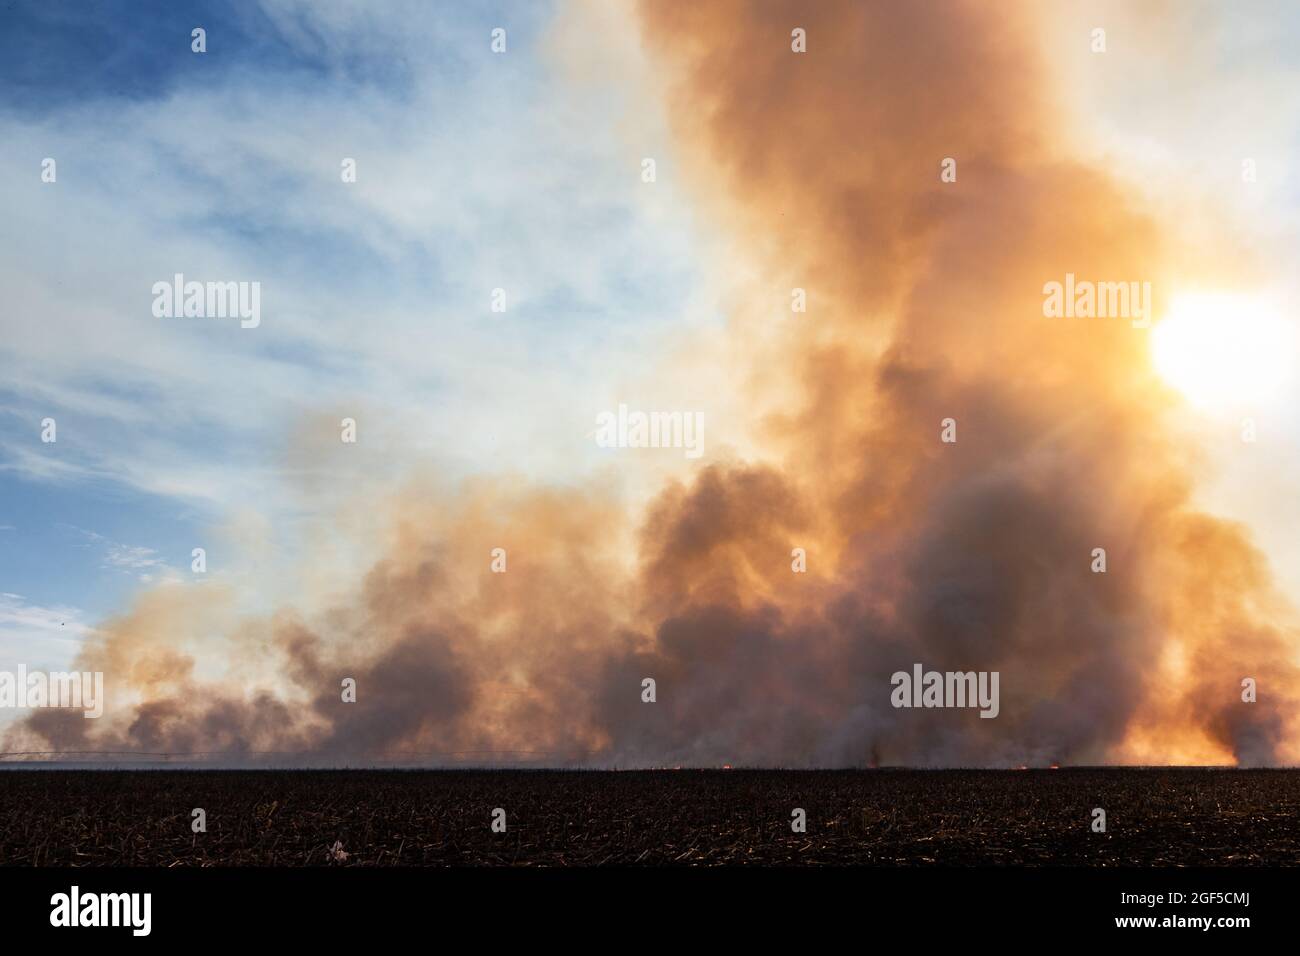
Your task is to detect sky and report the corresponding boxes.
[1047,0,1300,599]
[0,0,728,671]
[1,0,1299,765]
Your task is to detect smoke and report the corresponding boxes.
[8,0,1298,766]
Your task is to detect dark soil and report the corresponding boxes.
[1,768,1297,866]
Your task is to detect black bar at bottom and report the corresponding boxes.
[0,866,1277,940]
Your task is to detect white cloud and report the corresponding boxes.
[0,592,93,672]
[0,0,716,531]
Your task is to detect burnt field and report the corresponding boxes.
[1,768,1298,867]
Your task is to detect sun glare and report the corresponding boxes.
[1151,293,1294,409]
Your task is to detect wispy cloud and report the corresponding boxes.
[0,0,710,531]
[0,592,93,671]
[62,526,171,581]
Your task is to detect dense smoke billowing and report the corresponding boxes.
[10,0,1298,766]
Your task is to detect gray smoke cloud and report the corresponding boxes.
[8,0,1298,767]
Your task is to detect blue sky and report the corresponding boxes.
[0,0,717,673]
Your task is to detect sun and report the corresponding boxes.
[1150,293,1294,409]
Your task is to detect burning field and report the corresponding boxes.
[3,768,1299,867]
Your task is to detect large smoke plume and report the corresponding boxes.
[9,0,1299,766]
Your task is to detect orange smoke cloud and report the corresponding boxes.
[9,0,1298,766]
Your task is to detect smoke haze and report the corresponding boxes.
[8,0,1298,767]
